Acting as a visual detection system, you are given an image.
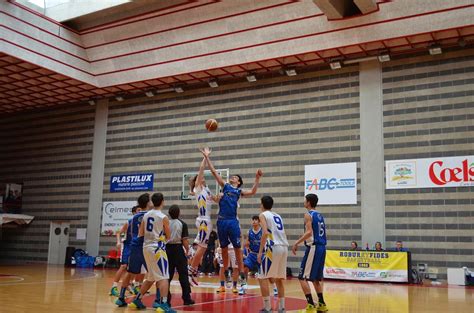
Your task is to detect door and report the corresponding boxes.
[48,222,70,264]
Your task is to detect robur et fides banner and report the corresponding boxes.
[110,173,154,192]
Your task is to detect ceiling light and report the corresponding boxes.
[377,53,390,62]
[88,100,96,106]
[173,85,184,93]
[208,79,218,88]
[284,68,297,76]
[246,73,257,82]
[145,90,154,97]
[115,95,124,101]
[329,59,342,70]
[429,45,442,55]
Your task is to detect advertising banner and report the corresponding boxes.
[386,156,474,189]
[324,250,409,282]
[305,163,357,205]
[110,173,154,192]
[101,201,136,235]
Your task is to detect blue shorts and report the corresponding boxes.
[244,252,260,271]
[216,219,241,248]
[121,245,131,265]
[298,245,326,281]
[127,244,147,274]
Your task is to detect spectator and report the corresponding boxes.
[395,240,408,252]
[375,242,383,251]
[350,241,358,251]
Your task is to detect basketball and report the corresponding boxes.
[205,119,218,132]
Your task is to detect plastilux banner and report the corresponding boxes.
[110,173,154,192]
[324,250,409,282]
[101,201,136,236]
[386,156,474,189]
[305,163,357,205]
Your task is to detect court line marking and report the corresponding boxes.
[0,272,99,286]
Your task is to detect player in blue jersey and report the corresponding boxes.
[292,194,328,312]
[242,215,262,291]
[110,205,139,296]
[115,193,153,307]
[200,147,263,294]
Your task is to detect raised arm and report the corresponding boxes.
[241,169,263,197]
[257,213,268,263]
[200,147,226,187]
[195,157,206,188]
[292,213,313,255]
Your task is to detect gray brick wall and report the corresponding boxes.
[382,48,474,277]
[0,104,94,262]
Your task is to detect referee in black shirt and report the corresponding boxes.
[167,205,195,306]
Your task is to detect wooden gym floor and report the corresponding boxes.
[0,264,472,313]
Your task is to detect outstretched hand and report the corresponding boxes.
[256,169,263,178]
[199,147,211,158]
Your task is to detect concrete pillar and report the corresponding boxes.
[86,99,108,255]
[359,61,385,249]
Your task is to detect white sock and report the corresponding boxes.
[263,296,271,311]
[162,297,168,304]
[279,298,285,310]
[112,282,118,287]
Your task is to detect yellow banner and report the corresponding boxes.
[324,250,409,282]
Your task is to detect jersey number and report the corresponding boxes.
[318,222,325,237]
[146,217,155,232]
[273,216,283,230]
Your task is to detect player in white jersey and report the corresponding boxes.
[128,193,175,313]
[257,195,289,313]
[188,156,217,283]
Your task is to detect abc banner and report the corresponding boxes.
[305,162,357,205]
[101,201,136,236]
[324,250,409,282]
[386,155,474,189]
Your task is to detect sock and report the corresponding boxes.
[317,293,325,304]
[119,287,127,299]
[162,297,168,304]
[155,290,161,301]
[279,298,285,310]
[220,281,225,287]
[263,296,271,311]
[135,292,142,300]
[305,293,314,306]
[112,282,118,287]
[239,272,245,280]
[233,281,237,288]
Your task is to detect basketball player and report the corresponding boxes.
[187,156,218,285]
[128,193,175,313]
[200,147,263,293]
[115,193,152,307]
[110,205,139,296]
[257,195,289,313]
[292,194,328,312]
[238,215,262,295]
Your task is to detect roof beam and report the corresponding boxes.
[354,0,378,14]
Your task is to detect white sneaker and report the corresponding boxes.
[238,286,245,295]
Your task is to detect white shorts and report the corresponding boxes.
[259,245,288,279]
[219,248,237,269]
[194,217,212,248]
[143,246,169,282]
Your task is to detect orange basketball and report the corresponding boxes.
[205,119,218,132]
